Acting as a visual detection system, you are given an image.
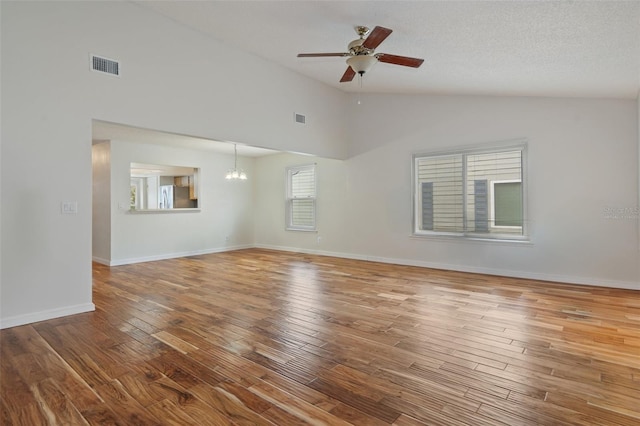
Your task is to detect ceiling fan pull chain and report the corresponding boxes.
[357,73,363,105]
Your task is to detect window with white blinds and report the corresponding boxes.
[286,164,316,231]
[414,142,527,240]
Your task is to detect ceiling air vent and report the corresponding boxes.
[294,113,306,124]
[90,54,120,76]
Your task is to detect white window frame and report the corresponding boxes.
[286,164,317,231]
[412,141,528,241]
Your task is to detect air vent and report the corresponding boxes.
[295,113,306,124]
[90,54,120,76]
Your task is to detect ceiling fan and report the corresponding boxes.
[297,25,424,82]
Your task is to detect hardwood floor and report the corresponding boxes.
[2,248,640,425]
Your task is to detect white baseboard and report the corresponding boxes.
[253,244,640,290]
[92,256,110,265]
[96,243,640,289]
[0,303,96,330]
[109,244,253,266]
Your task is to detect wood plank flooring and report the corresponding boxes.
[2,248,640,425]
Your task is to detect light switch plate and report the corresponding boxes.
[61,201,78,214]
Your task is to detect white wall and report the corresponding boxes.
[255,95,639,288]
[0,1,347,328]
[345,94,639,287]
[2,1,638,329]
[254,153,349,252]
[109,140,254,264]
[92,142,111,263]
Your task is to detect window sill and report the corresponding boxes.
[128,208,201,214]
[286,228,318,233]
[411,233,532,246]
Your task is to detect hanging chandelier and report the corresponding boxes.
[225,143,247,180]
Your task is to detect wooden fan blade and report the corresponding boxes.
[377,53,424,68]
[340,66,356,82]
[297,53,349,57]
[362,26,392,49]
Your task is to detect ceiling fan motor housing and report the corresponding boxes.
[348,38,373,56]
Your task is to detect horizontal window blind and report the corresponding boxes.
[414,144,526,239]
[466,150,522,234]
[287,164,316,230]
[290,199,315,228]
[291,168,315,198]
[416,155,464,232]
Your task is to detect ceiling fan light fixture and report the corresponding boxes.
[346,55,377,75]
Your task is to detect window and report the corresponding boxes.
[129,163,199,210]
[414,142,527,240]
[286,164,316,231]
[491,180,522,229]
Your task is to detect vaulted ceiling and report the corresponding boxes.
[96,1,640,153]
[135,0,640,99]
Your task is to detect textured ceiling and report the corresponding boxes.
[135,0,640,98]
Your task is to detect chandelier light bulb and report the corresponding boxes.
[225,143,247,181]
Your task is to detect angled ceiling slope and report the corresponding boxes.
[135,0,640,99]
[92,121,277,157]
